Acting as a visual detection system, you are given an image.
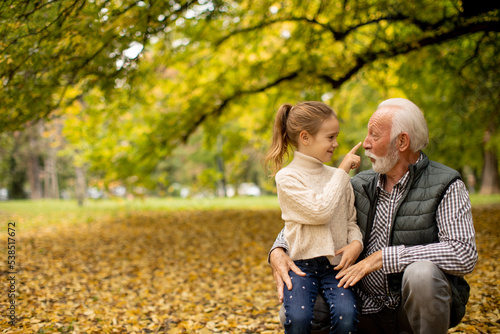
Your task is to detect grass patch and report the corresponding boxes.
[1,194,499,233]
[0,196,280,214]
[469,193,500,206]
[0,196,280,232]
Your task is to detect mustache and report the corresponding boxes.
[364,150,378,159]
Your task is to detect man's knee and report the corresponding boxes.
[402,261,452,331]
[402,261,451,301]
[279,305,286,327]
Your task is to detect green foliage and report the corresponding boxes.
[2,0,498,134]
[0,133,14,188]
[0,0,226,131]
[396,33,500,176]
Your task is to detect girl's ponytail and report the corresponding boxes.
[265,104,293,176]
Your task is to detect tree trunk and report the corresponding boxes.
[75,165,86,206]
[216,135,226,197]
[44,162,50,198]
[479,148,499,194]
[479,128,500,194]
[27,122,43,199]
[44,144,59,198]
[9,132,27,199]
[43,120,61,199]
[216,155,226,197]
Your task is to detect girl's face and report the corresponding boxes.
[301,116,340,163]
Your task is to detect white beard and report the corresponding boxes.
[365,141,399,174]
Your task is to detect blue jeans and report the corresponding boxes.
[283,256,358,334]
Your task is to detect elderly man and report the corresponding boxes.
[269,98,477,334]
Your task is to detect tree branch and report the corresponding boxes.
[180,71,300,142]
[319,19,500,89]
[0,0,83,56]
[214,11,469,47]
[190,17,500,143]
[215,17,336,46]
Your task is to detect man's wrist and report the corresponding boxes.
[382,245,404,274]
[271,247,285,255]
[367,250,383,271]
[268,246,286,264]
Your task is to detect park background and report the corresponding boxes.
[0,0,499,333]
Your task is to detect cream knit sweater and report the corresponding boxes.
[276,151,363,265]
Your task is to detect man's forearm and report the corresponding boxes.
[383,242,476,276]
[383,181,477,276]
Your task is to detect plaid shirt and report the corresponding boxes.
[271,155,477,314]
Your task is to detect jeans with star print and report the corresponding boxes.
[283,256,358,334]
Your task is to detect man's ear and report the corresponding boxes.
[398,132,410,151]
[299,130,310,146]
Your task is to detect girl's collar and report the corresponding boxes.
[289,151,325,172]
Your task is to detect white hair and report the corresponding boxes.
[378,98,429,152]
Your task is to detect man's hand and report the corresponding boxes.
[335,250,383,288]
[269,248,306,302]
[334,240,363,271]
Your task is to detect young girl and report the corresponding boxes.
[265,101,363,334]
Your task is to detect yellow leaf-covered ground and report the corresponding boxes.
[1,207,499,333]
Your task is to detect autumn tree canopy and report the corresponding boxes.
[1,0,499,197]
[1,0,498,132]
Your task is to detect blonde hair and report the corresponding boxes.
[265,101,337,176]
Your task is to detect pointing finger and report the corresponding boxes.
[349,142,362,154]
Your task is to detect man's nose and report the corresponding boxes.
[363,136,370,150]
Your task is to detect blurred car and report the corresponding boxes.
[237,183,261,196]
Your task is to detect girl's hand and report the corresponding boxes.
[334,240,363,271]
[339,142,362,173]
[336,250,383,288]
